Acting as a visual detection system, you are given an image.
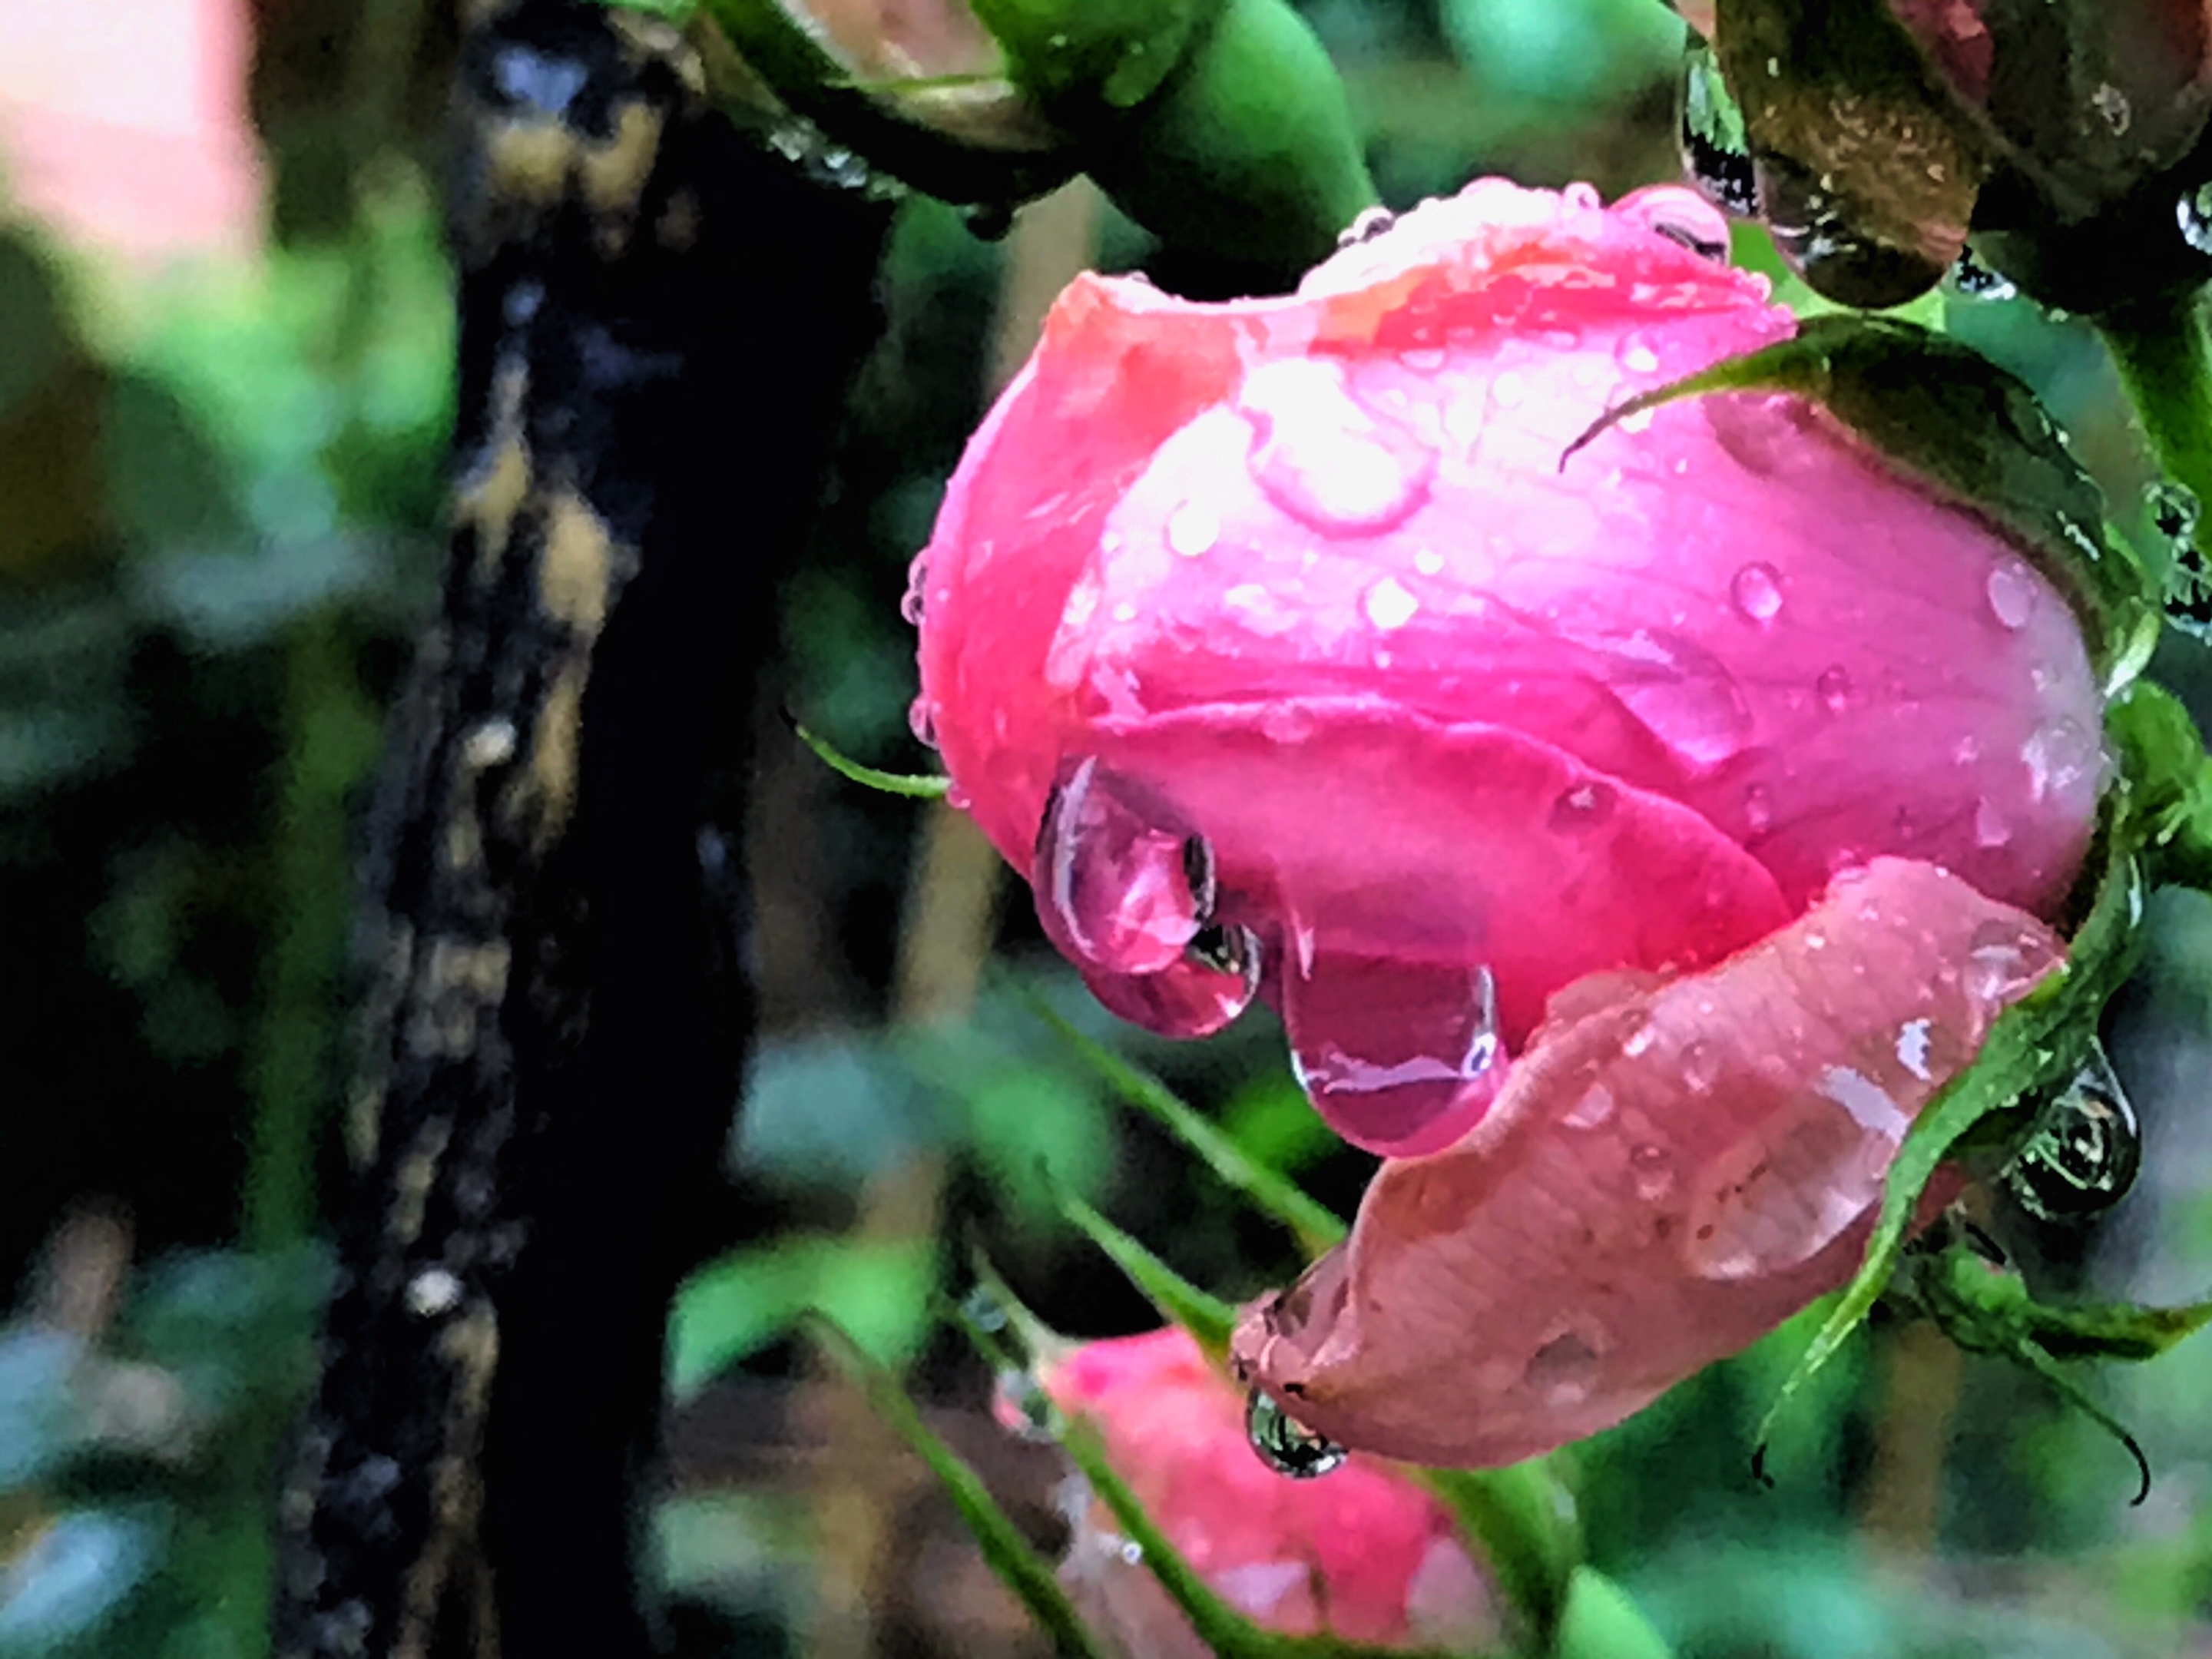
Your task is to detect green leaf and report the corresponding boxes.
[1554,1565,1675,1659]
[2108,680,2212,893]
[587,0,697,18]
[668,1236,935,1397]
[786,716,951,799]
[808,1316,1118,1659]
[1567,314,2160,695]
[1917,1240,2212,1366]
[1025,992,1346,1255]
[1753,715,2150,1461]
[967,0,1220,111]
[1421,1462,1583,1649]
[1050,1178,1238,1355]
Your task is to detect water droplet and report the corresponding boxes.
[1083,925,1263,1040]
[1563,181,1603,212]
[2091,82,2131,135]
[1492,371,1527,409]
[1974,797,2011,849]
[1620,341,1661,376]
[1413,548,1445,577]
[1680,38,1759,216]
[1629,1144,1674,1202]
[1339,204,1397,247]
[2003,1041,2141,1222]
[1363,576,1421,631]
[1946,246,2017,300]
[1166,500,1220,558]
[1613,183,1731,259]
[1549,780,1618,831]
[1581,628,1754,775]
[1399,346,1446,373]
[960,1285,1008,1334]
[1730,562,1783,624]
[909,697,940,750]
[900,557,930,625]
[1681,1041,1720,1094]
[463,719,518,770]
[1245,1389,1347,1479]
[994,1369,1058,1442]
[1033,758,1207,974]
[1284,957,1505,1156]
[2021,717,2098,803]
[2181,184,2212,257]
[1985,558,2037,629]
[1564,1082,1617,1129]
[1963,917,2061,1005]
[1816,665,1853,714]
[1240,360,1433,535]
[1743,783,1773,836]
[1523,1330,1601,1407]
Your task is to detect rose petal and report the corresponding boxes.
[1230,856,2062,1468]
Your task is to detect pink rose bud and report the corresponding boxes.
[1035,1327,1498,1653]
[915,180,2102,1462]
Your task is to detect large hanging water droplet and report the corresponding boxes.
[1238,360,1433,537]
[1679,38,1758,217]
[2003,1041,2141,1223]
[1753,150,1945,310]
[1283,955,1505,1156]
[1244,1389,1347,1479]
[2180,184,2212,257]
[1033,757,1207,975]
[1080,922,1263,1040]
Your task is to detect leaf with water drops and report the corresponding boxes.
[1750,713,2152,1469]
[1569,313,2160,693]
[1709,0,1987,306]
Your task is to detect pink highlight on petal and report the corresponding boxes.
[1038,1328,1499,1652]
[1230,858,2062,1469]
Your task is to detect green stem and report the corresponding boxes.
[2100,289,2212,513]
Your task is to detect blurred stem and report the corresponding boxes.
[241,612,379,1250]
[810,176,1104,1659]
[2101,290,2212,512]
[1858,1318,1963,1561]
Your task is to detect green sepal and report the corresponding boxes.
[1057,1416,1482,1659]
[805,1314,1119,1659]
[1906,1240,2198,1504]
[1049,1175,1239,1356]
[1711,0,1986,307]
[694,0,1078,207]
[1024,991,1346,1255]
[968,0,1221,112]
[1752,701,2151,1465]
[786,714,952,799]
[1554,1565,1675,1659]
[1568,313,2161,694]
[1081,0,1377,278]
[1422,1463,1584,1651]
[2106,680,2212,893]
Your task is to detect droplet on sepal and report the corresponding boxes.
[1244,1388,1347,1479]
[2003,1041,2142,1223]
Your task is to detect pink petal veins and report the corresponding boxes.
[1230,857,2062,1468]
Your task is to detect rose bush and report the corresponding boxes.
[1031,1326,1498,1654]
[910,179,2104,1462]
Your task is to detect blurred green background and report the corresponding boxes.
[5,2,2212,1656]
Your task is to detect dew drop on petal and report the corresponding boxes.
[1681,1040,1720,1094]
[1729,561,1783,624]
[1363,575,1421,631]
[1549,780,1618,831]
[1816,664,1853,714]
[1628,1143,1674,1202]
[1240,359,1434,535]
[1284,956,1505,1156]
[1523,1330,1601,1408]
[909,696,939,750]
[1974,796,2011,849]
[1032,757,1207,975]
[1564,1081,1617,1129]
[1743,783,1773,836]
[1245,1389,1347,1479]
[2021,717,2099,803]
[1620,340,1661,376]
[1985,558,2038,629]
[1583,629,1754,775]
[1081,924,1263,1039]
[1166,500,1220,558]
